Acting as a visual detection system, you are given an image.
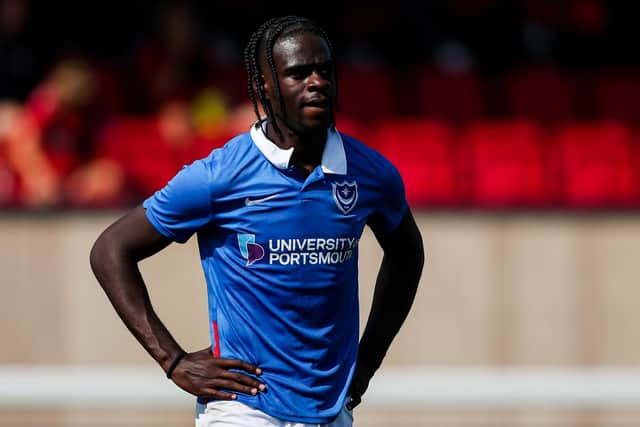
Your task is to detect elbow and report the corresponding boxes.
[411,228,426,274]
[89,233,107,279]
[89,231,120,282]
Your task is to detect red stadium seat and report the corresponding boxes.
[549,121,640,208]
[334,116,369,144]
[459,120,549,208]
[96,118,180,197]
[593,69,640,126]
[414,67,486,123]
[96,116,229,198]
[505,65,577,124]
[371,119,459,207]
[337,65,395,122]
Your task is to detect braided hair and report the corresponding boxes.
[244,16,337,140]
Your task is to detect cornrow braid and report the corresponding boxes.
[244,16,338,141]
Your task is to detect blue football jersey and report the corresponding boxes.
[143,122,408,423]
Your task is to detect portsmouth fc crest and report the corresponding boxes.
[332,181,358,214]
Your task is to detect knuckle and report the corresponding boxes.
[216,379,233,390]
[205,389,227,399]
[210,378,225,388]
[232,372,246,382]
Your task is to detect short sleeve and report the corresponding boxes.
[143,159,213,243]
[370,162,409,235]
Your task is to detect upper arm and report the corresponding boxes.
[91,206,172,266]
[142,158,214,243]
[365,151,420,258]
[91,156,216,269]
[370,209,424,264]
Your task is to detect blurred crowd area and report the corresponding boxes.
[1,0,639,209]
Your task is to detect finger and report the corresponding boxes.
[221,371,266,390]
[200,388,237,401]
[216,359,262,375]
[211,379,260,396]
[346,395,361,410]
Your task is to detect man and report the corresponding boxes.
[90,16,424,427]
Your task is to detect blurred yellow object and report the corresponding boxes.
[191,87,229,137]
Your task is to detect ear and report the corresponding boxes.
[261,75,271,100]
[250,74,271,101]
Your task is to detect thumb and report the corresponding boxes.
[346,394,361,410]
[347,371,370,409]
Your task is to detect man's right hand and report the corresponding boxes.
[170,347,265,400]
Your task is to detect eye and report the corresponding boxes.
[290,69,307,79]
[286,66,310,80]
[318,66,332,77]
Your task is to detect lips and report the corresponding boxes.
[303,97,330,108]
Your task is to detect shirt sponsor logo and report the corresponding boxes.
[268,237,358,265]
[332,181,358,214]
[237,233,265,266]
[237,234,359,266]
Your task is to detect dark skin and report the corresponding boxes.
[90,206,265,400]
[261,32,336,177]
[90,31,424,411]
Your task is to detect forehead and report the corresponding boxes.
[271,32,331,69]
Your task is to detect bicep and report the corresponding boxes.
[93,206,172,263]
[370,210,423,260]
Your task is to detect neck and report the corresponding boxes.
[265,119,327,174]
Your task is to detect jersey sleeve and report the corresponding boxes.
[370,161,409,234]
[142,158,213,243]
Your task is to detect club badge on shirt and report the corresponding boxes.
[332,181,358,214]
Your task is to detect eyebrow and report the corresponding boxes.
[284,60,334,74]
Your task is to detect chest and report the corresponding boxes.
[217,175,372,239]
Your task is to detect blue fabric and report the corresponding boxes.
[143,129,407,423]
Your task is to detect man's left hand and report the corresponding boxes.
[346,362,372,410]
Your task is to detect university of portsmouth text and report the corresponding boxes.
[268,237,359,265]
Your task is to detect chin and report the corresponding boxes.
[301,114,332,131]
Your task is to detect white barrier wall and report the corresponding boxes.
[2,211,640,367]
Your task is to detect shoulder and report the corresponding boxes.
[339,132,401,183]
[166,131,256,198]
[202,132,254,165]
[195,131,255,175]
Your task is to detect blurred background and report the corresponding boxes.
[2,0,640,426]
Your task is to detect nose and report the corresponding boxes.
[307,70,330,92]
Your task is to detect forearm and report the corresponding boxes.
[358,238,424,375]
[90,235,183,372]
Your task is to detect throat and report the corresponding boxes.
[291,162,317,178]
[264,121,328,177]
[290,142,324,178]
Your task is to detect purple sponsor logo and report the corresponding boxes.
[237,234,264,266]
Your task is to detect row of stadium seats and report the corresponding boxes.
[334,65,640,125]
[336,118,640,209]
[7,115,637,210]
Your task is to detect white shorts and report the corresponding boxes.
[195,400,353,427]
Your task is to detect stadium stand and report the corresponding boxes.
[414,67,487,124]
[593,69,640,126]
[458,120,549,208]
[372,119,460,207]
[504,65,578,124]
[548,121,640,208]
[337,65,395,122]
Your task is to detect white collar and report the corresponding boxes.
[250,121,347,175]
